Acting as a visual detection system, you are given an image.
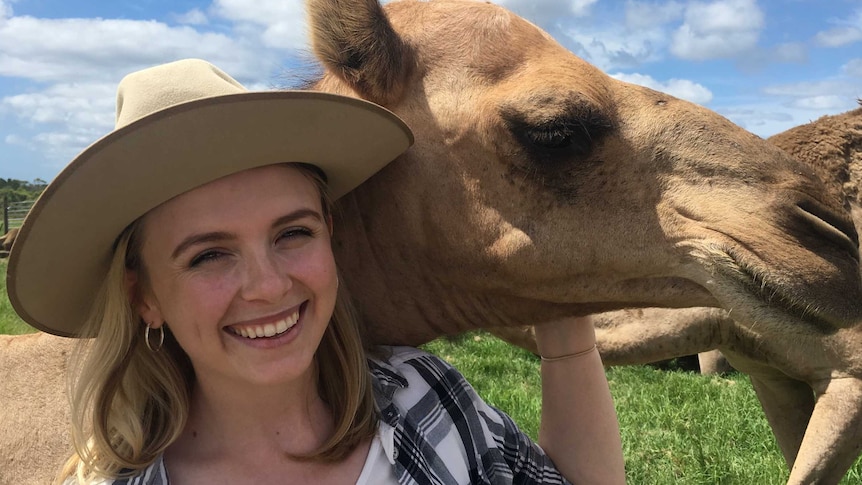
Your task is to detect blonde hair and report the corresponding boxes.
[58,164,378,483]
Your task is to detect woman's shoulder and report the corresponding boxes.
[370,345,477,408]
[371,346,458,379]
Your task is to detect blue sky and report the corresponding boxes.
[1,0,861,183]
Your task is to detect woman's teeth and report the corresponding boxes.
[229,311,299,339]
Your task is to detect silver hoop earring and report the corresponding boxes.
[145,323,165,352]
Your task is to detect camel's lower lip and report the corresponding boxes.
[720,250,838,335]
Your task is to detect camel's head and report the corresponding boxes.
[309,0,862,344]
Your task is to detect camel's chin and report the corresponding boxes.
[704,260,844,335]
[678,238,860,331]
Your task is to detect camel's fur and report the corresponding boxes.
[3,2,862,484]
[0,227,19,256]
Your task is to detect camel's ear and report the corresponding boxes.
[307,0,412,105]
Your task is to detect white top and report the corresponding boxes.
[355,421,399,484]
[66,422,400,485]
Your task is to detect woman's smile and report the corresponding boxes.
[224,303,306,349]
[227,305,301,339]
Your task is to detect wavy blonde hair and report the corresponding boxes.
[58,164,377,483]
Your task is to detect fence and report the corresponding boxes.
[3,197,35,234]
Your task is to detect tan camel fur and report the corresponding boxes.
[0,227,19,256]
[2,1,862,483]
[491,103,862,484]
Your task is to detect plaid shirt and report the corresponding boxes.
[370,346,570,485]
[102,346,569,485]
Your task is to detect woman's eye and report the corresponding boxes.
[189,250,225,267]
[277,227,314,243]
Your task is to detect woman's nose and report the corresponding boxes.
[240,250,292,302]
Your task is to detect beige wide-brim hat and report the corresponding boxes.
[7,58,413,337]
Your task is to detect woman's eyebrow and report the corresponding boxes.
[170,208,324,260]
[271,208,323,228]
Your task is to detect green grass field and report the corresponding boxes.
[1,259,860,483]
[0,261,33,335]
[425,334,862,484]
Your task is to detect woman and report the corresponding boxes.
[7,59,625,484]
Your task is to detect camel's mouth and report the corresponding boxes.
[717,247,839,335]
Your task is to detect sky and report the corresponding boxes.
[1,0,861,183]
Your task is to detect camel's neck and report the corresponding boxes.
[331,190,495,345]
[331,189,721,346]
[768,107,862,208]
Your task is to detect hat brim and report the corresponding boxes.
[7,91,413,337]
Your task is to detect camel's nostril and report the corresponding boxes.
[796,201,860,262]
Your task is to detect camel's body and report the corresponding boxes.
[2,1,862,484]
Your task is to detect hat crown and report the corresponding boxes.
[115,59,247,129]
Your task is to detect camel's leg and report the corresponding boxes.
[787,377,862,485]
[697,349,733,375]
[743,370,813,468]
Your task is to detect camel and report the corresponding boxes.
[2,1,862,483]
[490,101,862,483]
[0,227,19,257]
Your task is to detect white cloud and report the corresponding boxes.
[814,9,862,47]
[743,80,861,134]
[563,27,667,71]
[815,27,862,48]
[624,1,684,30]
[611,72,713,105]
[497,0,598,25]
[790,95,847,111]
[771,43,807,64]
[2,82,115,127]
[0,15,279,84]
[0,3,312,178]
[1,82,116,163]
[5,133,25,146]
[717,105,793,135]
[670,0,764,60]
[763,80,854,98]
[210,0,307,50]
[843,58,862,77]
[173,8,209,26]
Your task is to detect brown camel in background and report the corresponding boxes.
[1,1,861,484]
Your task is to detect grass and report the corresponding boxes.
[423,332,862,485]
[0,260,37,335]
[1,259,860,482]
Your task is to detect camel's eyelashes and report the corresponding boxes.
[525,123,587,151]
[502,107,613,163]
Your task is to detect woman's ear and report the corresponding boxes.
[125,269,138,305]
[126,269,164,328]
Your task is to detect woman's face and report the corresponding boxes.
[134,164,337,388]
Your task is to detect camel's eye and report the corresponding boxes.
[502,105,613,163]
[524,123,587,151]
